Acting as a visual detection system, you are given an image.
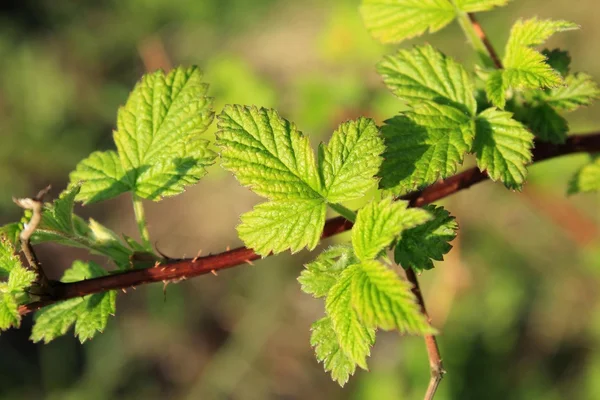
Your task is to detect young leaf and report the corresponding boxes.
[217,105,323,200]
[70,66,216,204]
[352,260,434,333]
[360,0,455,44]
[379,101,476,195]
[325,265,376,371]
[236,199,326,255]
[0,237,35,332]
[31,186,133,268]
[511,102,568,144]
[453,0,510,12]
[542,48,571,77]
[31,261,116,343]
[311,317,359,387]
[473,108,534,189]
[395,205,458,271]
[544,73,600,112]
[568,156,600,195]
[377,45,477,115]
[352,198,432,261]
[217,106,384,255]
[0,294,19,331]
[0,237,24,278]
[488,18,579,108]
[69,151,129,205]
[319,117,385,203]
[299,245,357,298]
[485,70,508,109]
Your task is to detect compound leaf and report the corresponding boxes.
[395,205,457,271]
[473,108,534,189]
[218,106,384,255]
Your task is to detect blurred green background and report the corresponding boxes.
[1,0,599,399]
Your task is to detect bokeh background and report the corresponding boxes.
[1,0,599,399]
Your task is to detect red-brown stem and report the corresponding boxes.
[406,268,444,400]
[467,13,503,69]
[18,132,600,315]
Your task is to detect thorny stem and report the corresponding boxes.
[132,194,152,251]
[13,185,54,295]
[16,132,600,316]
[406,267,445,400]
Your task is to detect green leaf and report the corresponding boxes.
[485,70,508,109]
[352,198,432,261]
[377,45,477,115]
[454,0,510,12]
[326,265,376,371]
[31,261,116,343]
[31,187,133,268]
[0,293,19,331]
[568,156,600,195]
[505,19,579,52]
[217,105,323,200]
[395,205,458,271]
[70,66,216,204]
[489,18,579,108]
[544,73,600,112]
[542,48,571,77]
[310,317,359,387]
[352,260,434,333]
[218,106,384,255]
[69,151,129,204]
[0,238,34,333]
[319,118,384,203]
[0,237,24,279]
[299,245,357,298]
[360,0,455,44]
[0,223,22,248]
[511,102,568,144]
[7,267,36,293]
[379,102,476,195]
[237,200,326,256]
[473,108,534,189]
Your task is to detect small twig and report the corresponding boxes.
[13,185,54,295]
[467,13,503,69]
[406,267,445,400]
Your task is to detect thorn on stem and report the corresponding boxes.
[192,249,203,262]
[211,270,218,276]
